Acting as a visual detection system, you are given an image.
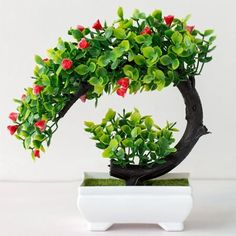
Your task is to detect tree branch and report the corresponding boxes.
[110,77,210,185]
[57,83,92,120]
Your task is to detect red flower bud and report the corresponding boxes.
[34,149,40,158]
[7,125,19,135]
[117,77,129,89]
[43,58,49,62]
[140,26,152,35]
[76,25,85,32]
[9,112,18,122]
[61,58,73,70]
[78,38,90,49]
[116,87,127,97]
[21,94,26,100]
[33,85,44,95]
[34,120,47,132]
[80,94,87,103]
[164,15,174,26]
[186,25,195,33]
[92,19,103,30]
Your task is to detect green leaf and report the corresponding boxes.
[105,27,113,39]
[33,140,41,149]
[116,148,125,159]
[122,138,133,147]
[111,59,119,69]
[123,65,134,77]
[160,55,172,65]
[144,117,154,129]
[131,127,141,138]
[97,55,110,67]
[130,110,141,124]
[119,40,130,51]
[209,35,216,43]
[171,31,183,45]
[35,55,44,65]
[57,37,65,50]
[102,147,113,158]
[134,35,145,44]
[105,108,116,120]
[154,46,162,57]
[156,78,165,91]
[88,77,100,86]
[117,6,124,19]
[41,74,50,86]
[172,58,180,70]
[143,75,154,84]
[204,29,214,36]
[155,69,165,80]
[121,125,131,135]
[94,84,104,95]
[152,9,162,20]
[96,142,107,149]
[112,47,124,58]
[142,46,155,58]
[172,45,184,55]
[106,124,114,133]
[84,121,95,128]
[114,28,126,39]
[24,136,31,149]
[132,9,146,19]
[134,138,143,146]
[134,54,146,65]
[99,134,110,144]
[34,134,45,141]
[74,64,90,75]
[43,102,53,112]
[183,35,191,48]
[109,139,119,151]
[89,62,96,72]
[71,29,83,41]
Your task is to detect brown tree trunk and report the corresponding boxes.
[110,77,209,185]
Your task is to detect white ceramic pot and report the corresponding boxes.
[77,172,193,232]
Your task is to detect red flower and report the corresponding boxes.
[33,85,44,95]
[92,19,103,30]
[61,58,73,70]
[80,94,87,103]
[164,15,174,26]
[117,77,129,89]
[7,125,19,135]
[43,58,49,62]
[116,87,127,97]
[9,112,18,122]
[78,38,90,49]
[140,26,152,35]
[186,25,195,33]
[34,150,40,158]
[76,25,85,32]
[34,120,47,132]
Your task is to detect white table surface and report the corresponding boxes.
[0,179,235,236]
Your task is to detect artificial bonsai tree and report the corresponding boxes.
[7,7,215,185]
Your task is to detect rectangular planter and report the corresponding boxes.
[77,172,193,231]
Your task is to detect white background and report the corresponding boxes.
[0,0,235,181]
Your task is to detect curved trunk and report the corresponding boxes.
[110,77,209,185]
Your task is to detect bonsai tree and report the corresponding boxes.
[7,7,215,185]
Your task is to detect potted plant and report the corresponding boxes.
[7,7,215,231]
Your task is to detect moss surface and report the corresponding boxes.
[82,178,189,187]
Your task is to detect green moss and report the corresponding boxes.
[82,178,189,186]
[144,178,189,186]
